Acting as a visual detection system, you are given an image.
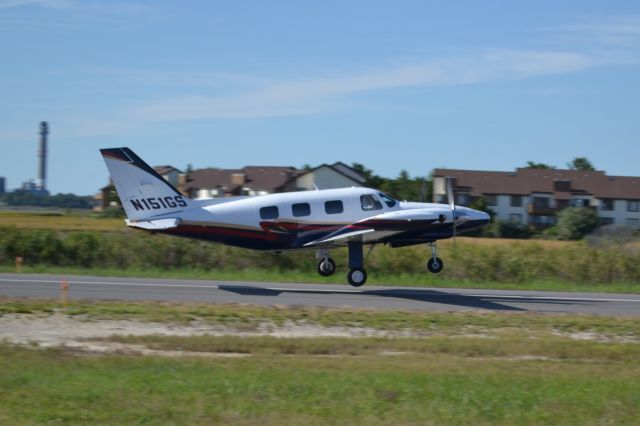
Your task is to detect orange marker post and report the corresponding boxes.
[60,279,69,308]
[15,256,23,273]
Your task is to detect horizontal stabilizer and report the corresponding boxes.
[126,218,181,230]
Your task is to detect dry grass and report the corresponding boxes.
[0,212,122,231]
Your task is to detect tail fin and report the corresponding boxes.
[100,147,189,221]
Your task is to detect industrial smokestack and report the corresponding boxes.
[38,121,48,191]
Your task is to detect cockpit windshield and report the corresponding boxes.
[378,192,397,208]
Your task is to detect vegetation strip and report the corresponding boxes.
[99,334,640,360]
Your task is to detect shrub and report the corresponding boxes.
[0,227,639,284]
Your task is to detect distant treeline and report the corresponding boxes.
[0,191,93,209]
[1,227,639,285]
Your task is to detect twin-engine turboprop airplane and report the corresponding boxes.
[101,148,490,286]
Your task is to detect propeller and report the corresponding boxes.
[446,176,458,251]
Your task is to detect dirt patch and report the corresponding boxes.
[0,314,395,356]
[1,314,635,357]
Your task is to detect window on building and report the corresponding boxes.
[530,215,556,226]
[510,195,523,207]
[360,194,383,211]
[533,197,550,209]
[601,199,614,211]
[259,206,279,220]
[324,200,344,214]
[571,198,590,208]
[628,200,639,212]
[456,193,470,206]
[484,195,497,206]
[600,217,614,225]
[626,218,639,229]
[509,214,522,223]
[378,192,397,208]
[292,203,311,217]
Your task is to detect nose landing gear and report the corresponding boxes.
[426,242,444,273]
[316,248,336,277]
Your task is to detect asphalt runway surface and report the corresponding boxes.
[1,273,639,316]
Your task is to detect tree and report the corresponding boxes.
[566,157,595,171]
[526,161,555,169]
[553,207,601,240]
[350,163,387,188]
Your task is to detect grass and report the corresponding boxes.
[0,211,576,248]
[1,343,639,425]
[2,212,640,293]
[1,298,639,424]
[0,211,122,231]
[102,333,640,360]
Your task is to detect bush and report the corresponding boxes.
[552,207,601,240]
[482,220,535,239]
[1,226,639,284]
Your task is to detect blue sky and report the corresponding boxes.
[1,0,639,195]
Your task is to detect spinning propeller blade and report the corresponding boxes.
[446,176,457,249]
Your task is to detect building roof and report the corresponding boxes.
[154,165,183,175]
[185,166,299,193]
[433,168,640,199]
[295,162,365,186]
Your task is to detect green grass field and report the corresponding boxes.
[1,296,640,425]
[1,344,639,425]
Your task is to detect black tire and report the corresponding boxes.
[317,258,336,277]
[427,257,444,273]
[347,268,367,287]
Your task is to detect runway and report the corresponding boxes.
[1,273,639,316]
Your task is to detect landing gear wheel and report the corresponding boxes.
[317,258,336,277]
[427,257,444,273]
[347,268,367,287]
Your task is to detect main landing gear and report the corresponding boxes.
[316,244,369,287]
[316,242,443,287]
[426,242,444,273]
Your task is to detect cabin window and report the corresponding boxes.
[292,202,311,217]
[259,206,279,220]
[324,200,344,215]
[360,194,383,211]
[378,192,397,208]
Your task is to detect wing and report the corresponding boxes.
[303,209,440,247]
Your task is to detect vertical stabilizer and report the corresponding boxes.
[100,147,189,221]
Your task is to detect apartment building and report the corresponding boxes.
[433,168,640,228]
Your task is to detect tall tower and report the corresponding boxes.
[38,121,48,192]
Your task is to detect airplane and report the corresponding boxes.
[101,147,490,286]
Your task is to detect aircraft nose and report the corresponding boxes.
[476,210,491,224]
